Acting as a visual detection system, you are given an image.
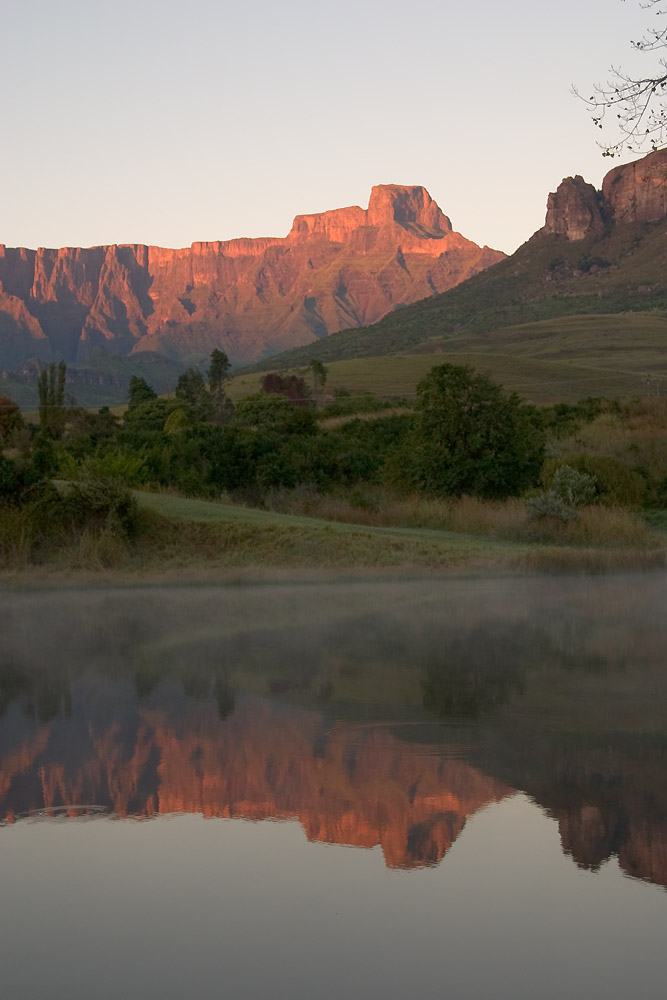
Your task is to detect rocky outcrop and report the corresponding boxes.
[602,148,667,224]
[544,148,667,240]
[543,176,605,241]
[0,186,505,368]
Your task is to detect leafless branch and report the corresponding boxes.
[574,0,667,155]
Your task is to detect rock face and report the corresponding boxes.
[602,148,667,224]
[544,148,667,240]
[0,185,505,368]
[543,176,605,241]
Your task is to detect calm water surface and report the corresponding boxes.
[1,575,666,999]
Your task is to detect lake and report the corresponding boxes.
[1,575,666,999]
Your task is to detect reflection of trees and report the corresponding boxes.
[0,665,71,722]
[421,629,527,719]
[420,619,615,721]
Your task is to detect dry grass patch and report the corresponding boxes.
[264,489,650,548]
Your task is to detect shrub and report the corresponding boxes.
[542,455,646,506]
[527,464,597,522]
[525,490,579,522]
[399,364,545,499]
[64,474,139,538]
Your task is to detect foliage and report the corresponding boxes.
[127,376,157,408]
[525,490,580,523]
[236,394,316,435]
[0,395,24,443]
[527,464,598,522]
[310,359,328,405]
[164,408,190,435]
[65,474,139,538]
[208,349,231,392]
[61,406,119,458]
[550,464,597,507]
[542,454,647,507]
[59,448,147,486]
[261,372,312,406]
[320,392,410,418]
[176,367,212,422]
[38,361,67,438]
[123,398,171,433]
[400,364,545,499]
[208,349,232,423]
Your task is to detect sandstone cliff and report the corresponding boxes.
[543,148,667,240]
[0,186,505,368]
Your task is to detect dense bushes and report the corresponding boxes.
[394,364,545,499]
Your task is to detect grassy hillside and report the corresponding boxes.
[228,312,667,404]
[244,218,667,370]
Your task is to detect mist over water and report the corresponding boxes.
[1,574,666,998]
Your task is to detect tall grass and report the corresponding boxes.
[263,487,650,547]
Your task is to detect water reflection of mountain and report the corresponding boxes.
[0,688,509,869]
[1,579,666,886]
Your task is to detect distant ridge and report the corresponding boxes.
[0,186,504,370]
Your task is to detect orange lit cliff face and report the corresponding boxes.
[0,185,505,367]
[0,695,508,870]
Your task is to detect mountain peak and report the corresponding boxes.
[367,184,452,236]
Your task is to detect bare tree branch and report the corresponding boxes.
[574,0,667,155]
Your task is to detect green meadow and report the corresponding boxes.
[228,312,666,405]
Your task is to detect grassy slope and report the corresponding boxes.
[228,312,664,404]
[126,491,665,577]
[242,218,667,371]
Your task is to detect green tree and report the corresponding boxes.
[208,349,232,424]
[310,359,328,406]
[38,361,67,438]
[208,349,230,393]
[176,367,212,422]
[403,364,544,499]
[127,376,157,409]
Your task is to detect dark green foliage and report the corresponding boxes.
[208,349,232,423]
[176,367,213,422]
[122,398,170,433]
[65,475,139,537]
[320,393,410,418]
[401,364,545,499]
[0,454,21,500]
[0,395,24,443]
[208,349,231,393]
[310,359,328,404]
[127,376,157,408]
[236,394,316,435]
[61,406,119,459]
[38,361,67,438]
[543,398,619,438]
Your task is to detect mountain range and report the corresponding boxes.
[0,185,503,370]
[264,149,667,368]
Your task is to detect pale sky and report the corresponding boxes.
[1,0,659,254]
